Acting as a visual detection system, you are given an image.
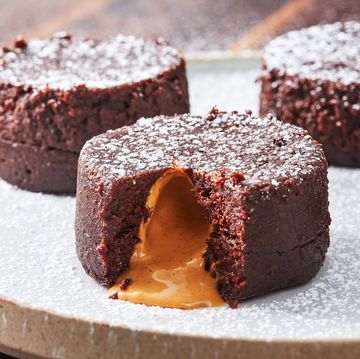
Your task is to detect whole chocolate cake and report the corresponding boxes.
[0,33,189,193]
[75,109,330,309]
[260,22,360,167]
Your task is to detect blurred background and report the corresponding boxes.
[0,0,360,55]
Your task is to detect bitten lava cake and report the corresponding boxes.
[260,22,360,167]
[0,33,189,193]
[75,109,330,309]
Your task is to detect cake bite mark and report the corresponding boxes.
[108,169,224,309]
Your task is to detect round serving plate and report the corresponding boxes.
[0,58,359,359]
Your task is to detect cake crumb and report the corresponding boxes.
[108,292,119,300]
[14,36,27,49]
[120,278,133,291]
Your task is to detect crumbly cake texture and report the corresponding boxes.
[76,110,330,307]
[260,21,360,167]
[0,33,189,193]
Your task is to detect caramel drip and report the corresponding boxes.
[109,170,223,309]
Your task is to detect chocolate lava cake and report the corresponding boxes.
[260,22,360,167]
[75,109,330,308]
[0,33,189,193]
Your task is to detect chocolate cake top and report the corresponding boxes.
[263,21,360,85]
[0,33,182,90]
[80,110,326,188]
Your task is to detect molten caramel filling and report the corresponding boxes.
[109,170,223,309]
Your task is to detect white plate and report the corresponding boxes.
[0,59,359,359]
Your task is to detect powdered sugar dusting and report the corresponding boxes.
[81,112,324,188]
[263,22,360,84]
[0,34,181,90]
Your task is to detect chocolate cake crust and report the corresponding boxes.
[260,22,360,167]
[0,138,78,193]
[0,34,189,192]
[75,110,330,307]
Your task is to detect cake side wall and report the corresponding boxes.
[240,160,330,299]
[0,138,77,193]
[259,66,360,166]
[75,159,109,284]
